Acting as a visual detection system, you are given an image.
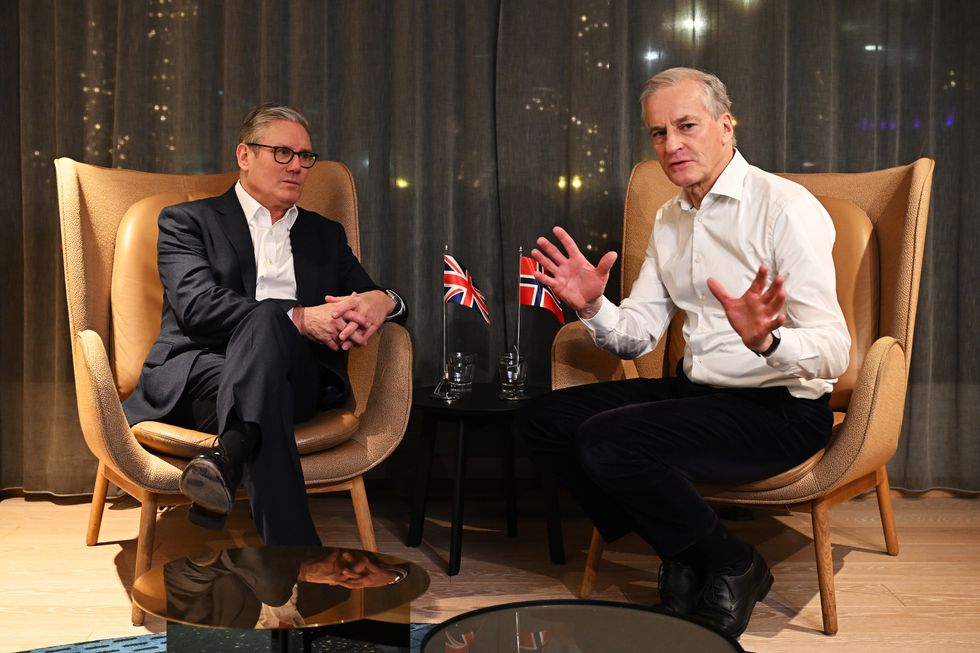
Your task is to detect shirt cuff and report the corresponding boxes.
[763,327,802,371]
[579,296,616,333]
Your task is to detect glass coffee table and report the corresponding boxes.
[132,545,429,652]
[421,599,745,652]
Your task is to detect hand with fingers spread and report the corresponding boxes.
[707,265,786,353]
[531,226,618,317]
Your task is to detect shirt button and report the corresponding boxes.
[694,255,702,263]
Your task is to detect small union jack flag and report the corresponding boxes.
[444,254,491,324]
[444,630,476,652]
[519,256,565,324]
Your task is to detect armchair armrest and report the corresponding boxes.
[551,321,638,390]
[814,336,908,491]
[73,330,182,494]
[345,322,413,460]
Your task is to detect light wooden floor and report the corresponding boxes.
[1,490,978,652]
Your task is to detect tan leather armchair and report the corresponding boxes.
[55,158,413,624]
[556,158,934,635]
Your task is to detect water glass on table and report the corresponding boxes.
[497,352,528,400]
[448,352,476,396]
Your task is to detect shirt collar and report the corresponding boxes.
[676,148,747,210]
[235,181,299,230]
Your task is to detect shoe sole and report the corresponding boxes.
[179,458,233,515]
[187,504,228,530]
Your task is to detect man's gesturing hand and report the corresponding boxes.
[531,226,617,318]
[706,265,786,353]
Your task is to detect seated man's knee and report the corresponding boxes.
[574,415,636,478]
[239,301,295,336]
[514,392,577,452]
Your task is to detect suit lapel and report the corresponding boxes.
[212,187,257,297]
[290,211,320,306]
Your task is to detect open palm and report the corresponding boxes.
[707,265,786,352]
[531,226,617,313]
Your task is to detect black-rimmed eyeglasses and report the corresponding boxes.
[246,143,319,168]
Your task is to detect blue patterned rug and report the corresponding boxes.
[19,624,436,652]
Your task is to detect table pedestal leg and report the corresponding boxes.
[542,466,566,564]
[407,412,438,547]
[448,419,467,575]
[503,426,518,537]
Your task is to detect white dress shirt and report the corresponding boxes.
[235,181,299,304]
[583,150,850,400]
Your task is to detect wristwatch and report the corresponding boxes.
[755,329,781,357]
[384,289,405,321]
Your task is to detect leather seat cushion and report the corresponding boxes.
[134,409,360,459]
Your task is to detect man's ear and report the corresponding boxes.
[721,113,734,144]
[235,143,250,171]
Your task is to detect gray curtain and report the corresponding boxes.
[1,0,976,496]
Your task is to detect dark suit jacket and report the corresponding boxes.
[122,185,380,427]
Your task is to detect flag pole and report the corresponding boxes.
[441,243,449,378]
[432,244,452,400]
[516,247,523,358]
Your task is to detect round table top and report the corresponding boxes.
[421,599,744,653]
[132,545,429,630]
[414,383,549,416]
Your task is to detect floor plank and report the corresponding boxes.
[0,492,978,652]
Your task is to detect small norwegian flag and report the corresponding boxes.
[519,256,565,324]
[443,254,491,324]
[518,627,552,650]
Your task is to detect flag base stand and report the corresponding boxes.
[430,376,459,402]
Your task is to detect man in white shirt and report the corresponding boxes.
[123,105,405,545]
[519,68,849,638]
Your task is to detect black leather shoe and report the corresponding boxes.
[179,447,242,526]
[694,547,773,638]
[658,560,703,615]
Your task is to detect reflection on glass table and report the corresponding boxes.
[133,545,428,652]
[422,599,745,653]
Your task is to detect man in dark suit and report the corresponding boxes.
[123,104,405,545]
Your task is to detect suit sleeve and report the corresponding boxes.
[332,222,379,296]
[157,205,282,344]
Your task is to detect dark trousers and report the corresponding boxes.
[168,301,325,546]
[516,367,832,558]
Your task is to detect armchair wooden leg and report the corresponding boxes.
[86,462,109,546]
[579,528,605,598]
[350,476,377,552]
[875,467,900,556]
[131,496,158,626]
[811,498,838,635]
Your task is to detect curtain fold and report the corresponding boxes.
[2,0,976,495]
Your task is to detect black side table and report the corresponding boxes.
[407,383,547,575]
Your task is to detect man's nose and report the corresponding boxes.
[664,128,682,153]
[286,155,303,172]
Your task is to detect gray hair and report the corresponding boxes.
[640,67,736,145]
[238,103,311,145]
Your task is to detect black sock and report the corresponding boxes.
[220,416,260,468]
[691,521,753,575]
